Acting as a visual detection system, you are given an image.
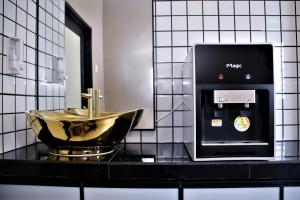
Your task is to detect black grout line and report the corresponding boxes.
[294,0,299,157]
[233,1,236,43]
[217,0,220,42]
[25,0,29,147]
[154,0,159,144]
[249,0,252,42]
[13,0,17,151]
[155,14,300,17]
[170,1,174,144]
[279,0,284,152]
[201,0,204,42]
[1,0,4,155]
[263,0,267,42]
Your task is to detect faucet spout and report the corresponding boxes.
[81,88,102,119]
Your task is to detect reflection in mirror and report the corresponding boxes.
[65,27,81,108]
[38,0,154,129]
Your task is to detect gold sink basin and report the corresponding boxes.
[25,108,143,159]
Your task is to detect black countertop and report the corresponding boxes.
[0,142,300,187]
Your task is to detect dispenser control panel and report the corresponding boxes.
[194,44,273,84]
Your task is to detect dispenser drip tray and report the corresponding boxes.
[201,141,269,146]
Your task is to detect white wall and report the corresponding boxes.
[66,0,105,110]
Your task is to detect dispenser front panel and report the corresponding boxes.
[192,44,274,160]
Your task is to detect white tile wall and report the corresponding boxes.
[0,0,65,153]
[1,0,298,148]
[125,0,300,144]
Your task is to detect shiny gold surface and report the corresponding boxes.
[48,147,114,161]
[26,108,143,156]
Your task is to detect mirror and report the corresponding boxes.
[37,0,154,129]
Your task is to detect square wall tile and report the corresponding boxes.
[220,31,235,43]
[281,16,296,30]
[4,18,16,38]
[3,114,15,133]
[4,0,16,21]
[156,17,171,31]
[266,16,280,31]
[282,32,296,46]
[284,110,297,125]
[17,0,27,10]
[16,78,26,95]
[157,79,172,94]
[3,95,15,113]
[157,63,172,78]
[172,1,186,15]
[251,31,266,43]
[174,128,183,142]
[142,131,156,143]
[204,16,218,30]
[219,1,233,15]
[173,79,183,94]
[16,113,26,130]
[156,32,171,46]
[3,75,15,94]
[187,1,202,15]
[17,8,26,27]
[28,0,37,18]
[173,31,187,46]
[27,129,36,145]
[156,48,171,62]
[27,96,36,111]
[188,31,203,45]
[203,1,218,15]
[188,16,202,30]
[251,16,265,31]
[173,63,183,78]
[250,1,265,15]
[266,1,280,15]
[283,63,297,77]
[156,1,171,16]
[174,111,183,126]
[236,16,250,30]
[283,94,297,109]
[281,1,295,15]
[283,126,297,141]
[204,31,219,42]
[16,130,26,148]
[157,128,172,142]
[235,1,249,15]
[172,16,187,31]
[157,112,172,126]
[4,133,15,152]
[283,78,297,93]
[27,15,36,32]
[157,95,172,110]
[220,16,234,30]
[173,47,187,62]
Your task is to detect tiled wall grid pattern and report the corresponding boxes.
[1,0,300,152]
[127,0,300,144]
[0,0,65,154]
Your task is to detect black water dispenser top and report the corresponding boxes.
[194,44,274,159]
